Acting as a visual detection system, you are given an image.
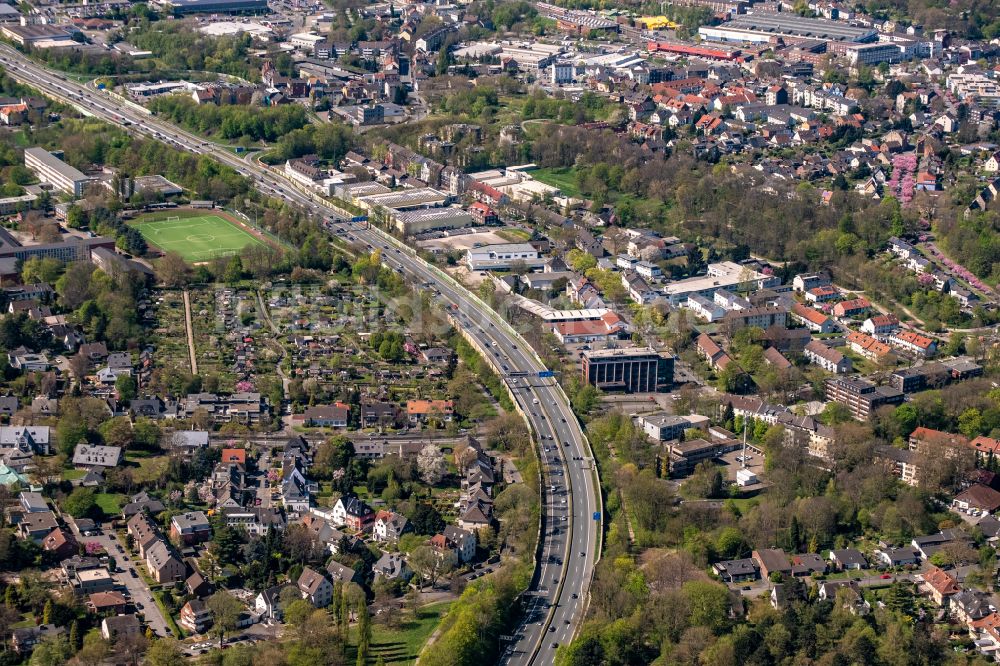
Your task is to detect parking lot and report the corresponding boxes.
[718,447,765,484]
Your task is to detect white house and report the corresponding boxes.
[686,294,725,322]
[804,340,852,373]
[443,526,476,563]
[861,314,900,337]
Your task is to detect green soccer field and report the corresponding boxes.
[131,213,265,262]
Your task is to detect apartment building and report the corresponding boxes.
[825,376,903,420]
[24,147,94,197]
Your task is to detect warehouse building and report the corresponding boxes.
[699,13,877,45]
[581,347,674,393]
[24,147,94,197]
[357,188,450,212]
[1,24,76,47]
[164,0,269,15]
[393,207,473,235]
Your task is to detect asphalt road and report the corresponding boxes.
[72,522,171,637]
[0,46,601,663]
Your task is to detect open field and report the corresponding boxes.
[530,166,584,199]
[349,601,453,665]
[130,211,264,262]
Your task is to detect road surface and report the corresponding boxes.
[0,46,602,662]
[73,522,171,637]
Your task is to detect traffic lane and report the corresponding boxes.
[3,57,593,655]
[83,527,170,637]
[349,193,597,657]
[525,390,580,656]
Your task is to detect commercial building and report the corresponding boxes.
[551,61,574,85]
[24,147,94,197]
[355,104,384,126]
[165,0,269,15]
[1,25,75,47]
[825,376,903,420]
[0,236,114,264]
[666,438,737,476]
[465,242,545,272]
[699,13,878,45]
[662,261,779,305]
[846,42,906,66]
[289,32,324,50]
[581,347,674,393]
[357,187,450,212]
[393,207,473,235]
[639,413,710,442]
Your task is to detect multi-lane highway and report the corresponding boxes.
[0,46,601,662]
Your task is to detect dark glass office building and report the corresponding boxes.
[581,347,673,393]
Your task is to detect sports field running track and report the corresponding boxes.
[131,214,264,262]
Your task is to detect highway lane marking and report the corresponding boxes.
[4,53,598,660]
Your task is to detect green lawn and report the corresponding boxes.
[62,468,86,481]
[350,601,453,665]
[497,228,532,242]
[530,167,584,199]
[94,493,125,516]
[130,211,264,262]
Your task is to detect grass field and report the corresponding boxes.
[530,166,584,199]
[349,601,453,665]
[131,211,264,262]
[94,492,125,516]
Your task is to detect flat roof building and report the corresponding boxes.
[0,236,114,264]
[466,242,545,272]
[357,187,450,212]
[393,207,473,235]
[165,0,269,15]
[1,25,75,47]
[825,376,903,420]
[663,261,779,305]
[24,147,93,197]
[581,347,673,393]
[699,13,877,44]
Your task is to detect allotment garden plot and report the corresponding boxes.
[130,211,265,262]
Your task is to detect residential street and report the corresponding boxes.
[75,522,171,638]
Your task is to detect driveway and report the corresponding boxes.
[75,522,171,637]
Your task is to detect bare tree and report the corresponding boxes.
[409,545,456,589]
[155,252,190,288]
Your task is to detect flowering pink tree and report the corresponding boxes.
[235,380,255,393]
